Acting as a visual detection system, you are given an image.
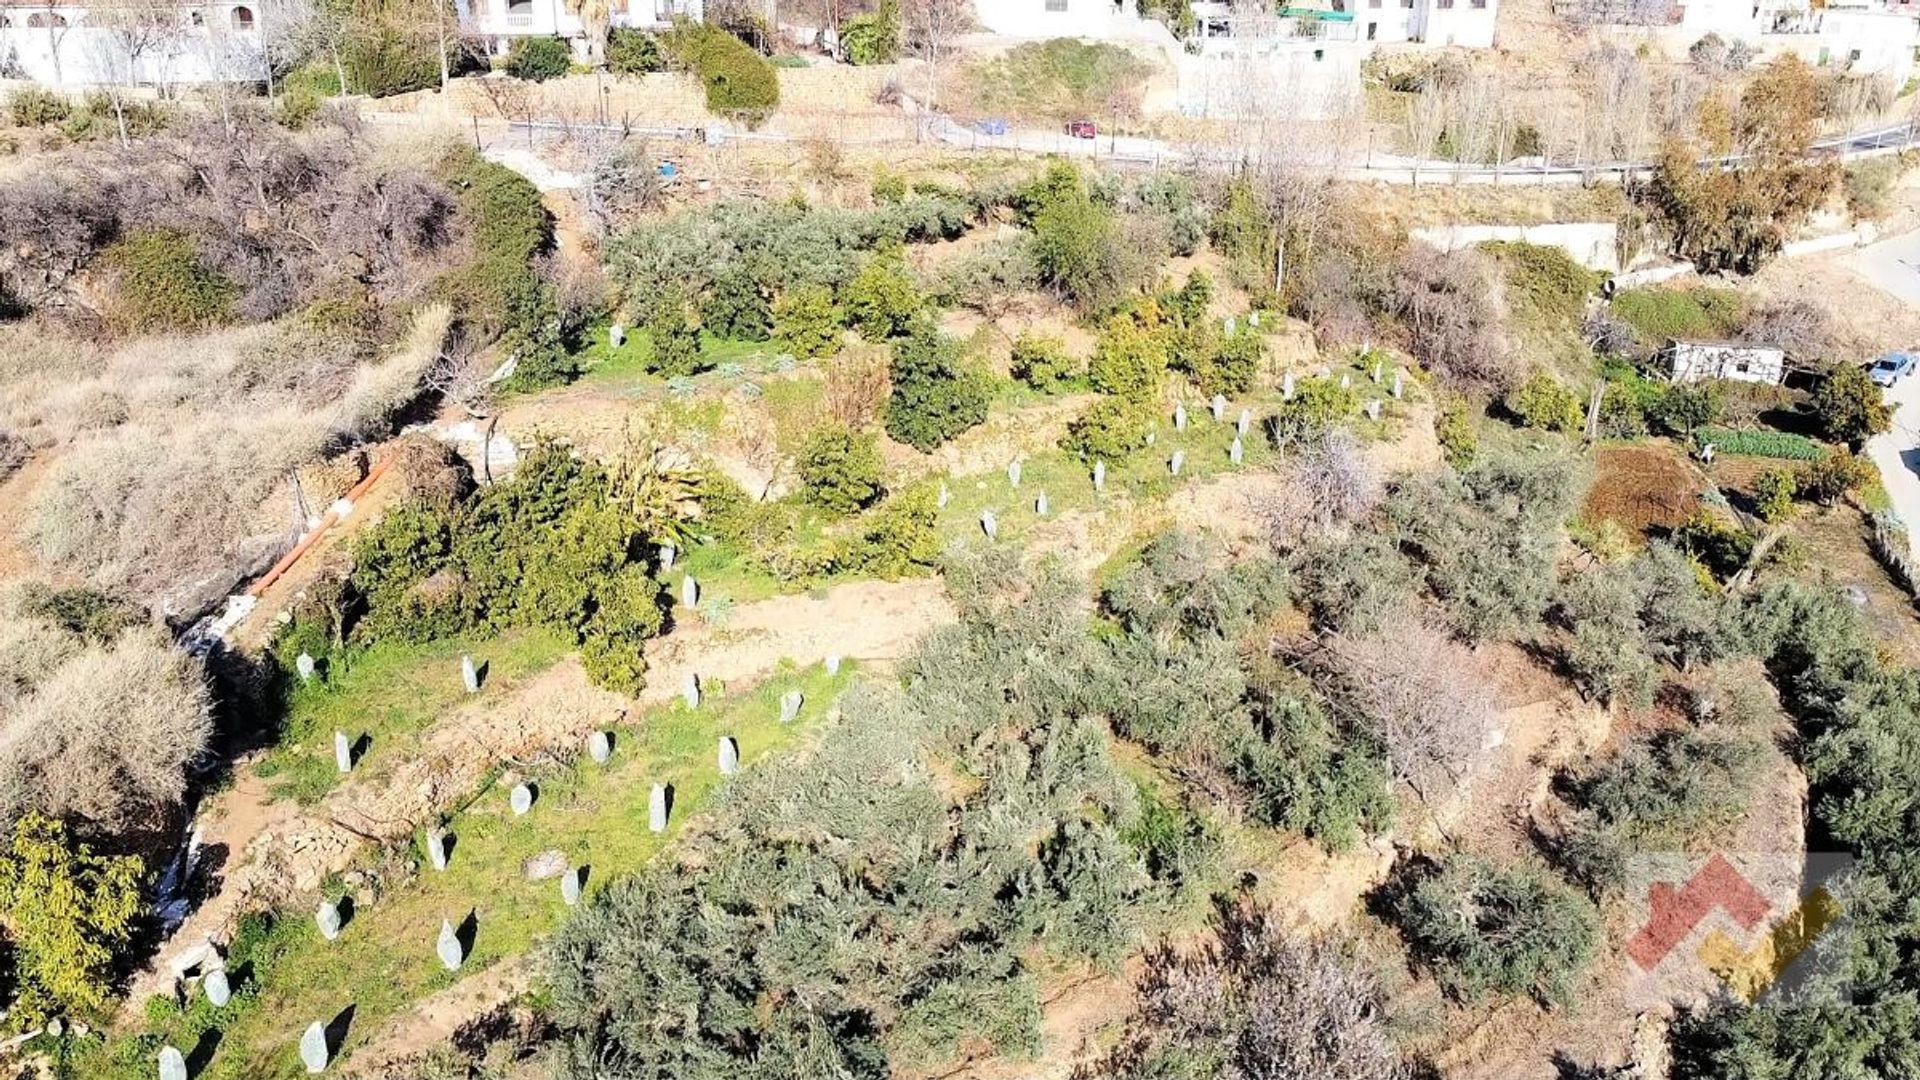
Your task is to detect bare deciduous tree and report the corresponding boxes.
[1256,428,1382,550]
[1086,898,1404,1080]
[1310,618,1499,807]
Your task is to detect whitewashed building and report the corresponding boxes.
[460,0,702,59]
[1582,0,1919,82]
[0,0,265,86]
[1665,340,1787,386]
[979,0,1498,46]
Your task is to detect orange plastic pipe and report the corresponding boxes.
[247,455,395,598]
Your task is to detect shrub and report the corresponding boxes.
[351,445,673,692]
[0,814,143,1029]
[700,268,770,341]
[1753,467,1797,522]
[506,36,573,81]
[1797,449,1873,505]
[1392,246,1517,392]
[935,236,1039,316]
[1192,325,1261,398]
[1095,901,1400,1080]
[1061,396,1152,465]
[606,28,666,74]
[339,0,463,97]
[884,319,988,451]
[0,628,212,829]
[664,23,780,125]
[8,88,71,127]
[1673,512,1754,579]
[1651,381,1724,435]
[841,0,900,64]
[102,229,237,332]
[1553,542,1726,708]
[645,292,703,377]
[1269,378,1358,446]
[823,486,939,577]
[773,283,841,359]
[1087,311,1168,399]
[1557,729,1764,892]
[1809,364,1891,444]
[798,423,886,514]
[1389,855,1600,1007]
[842,252,923,340]
[1504,370,1584,433]
[1437,397,1478,468]
[1481,240,1600,333]
[1030,171,1150,311]
[1009,332,1078,391]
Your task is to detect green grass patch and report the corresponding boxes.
[81,661,854,1080]
[1695,426,1824,460]
[935,360,1410,548]
[575,323,787,385]
[1610,286,1746,348]
[962,39,1154,124]
[254,629,572,805]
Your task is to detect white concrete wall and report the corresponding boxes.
[1352,0,1416,43]
[1412,0,1497,46]
[1176,38,1362,120]
[1409,222,1623,272]
[973,0,1150,38]
[0,5,264,86]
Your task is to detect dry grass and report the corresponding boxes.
[5,306,450,612]
[0,588,212,829]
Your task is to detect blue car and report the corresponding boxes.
[1870,351,1916,388]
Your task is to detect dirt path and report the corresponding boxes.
[127,575,954,1013]
[343,955,536,1076]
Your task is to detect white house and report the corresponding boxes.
[0,0,265,86]
[1665,340,1787,385]
[978,0,1498,46]
[1587,0,1919,82]
[971,0,1173,40]
[460,0,702,59]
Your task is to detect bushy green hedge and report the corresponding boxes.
[1481,240,1600,333]
[798,423,886,514]
[1061,397,1152,464]
[884,319,988,451]
[663,22,779,125]
[1389,855,1600,1007]
[436,148,573,390]
[1504,370,1584,433]
[350,446,667,694]
[607,28,666,74]
[1610,286,1745,346]
[103,229,237,332]
[506,36,573,82]
[1692,426,1822,460]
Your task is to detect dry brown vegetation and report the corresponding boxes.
[1583,442,1704,536]
[0,585,211,830]
[3,306,450,613]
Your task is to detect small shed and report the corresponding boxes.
[1662,339,1786,387]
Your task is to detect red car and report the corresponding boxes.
[1066,119,1097,139]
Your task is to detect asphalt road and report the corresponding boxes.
[1855,226,1920,567]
